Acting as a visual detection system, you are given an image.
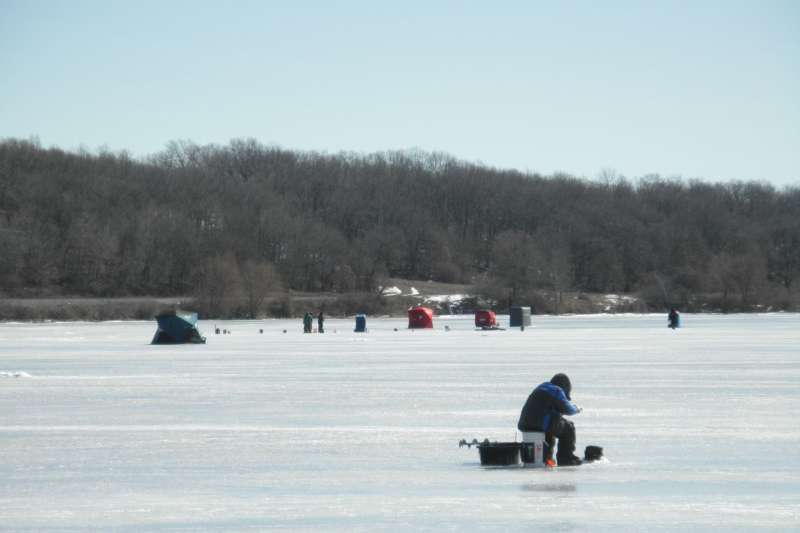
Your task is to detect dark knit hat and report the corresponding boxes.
[550,373,572,400]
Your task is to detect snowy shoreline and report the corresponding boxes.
[0,310,794,326]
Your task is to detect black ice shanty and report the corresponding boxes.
[151,311,206,344]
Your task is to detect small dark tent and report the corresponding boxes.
[475,310,497,329]
[152,311,206,344]
[408,306,434,329]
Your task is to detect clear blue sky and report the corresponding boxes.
[1,0,798,185]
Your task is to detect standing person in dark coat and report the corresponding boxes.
[517,373,582,466]
[317,311,324,333]
[303,312,313,333]
[668,308,680,329]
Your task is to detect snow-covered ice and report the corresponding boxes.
[0,370,32,378]
[1,314,798,531]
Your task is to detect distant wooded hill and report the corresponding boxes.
[1,138,798,315]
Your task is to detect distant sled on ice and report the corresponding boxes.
[151,310,206,344]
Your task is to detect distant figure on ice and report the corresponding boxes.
[517,373,583,466]
[317,311,325,333]
[668,308,680,329]
[303,312,313,333]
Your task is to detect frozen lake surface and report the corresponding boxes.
[1,313,799,531]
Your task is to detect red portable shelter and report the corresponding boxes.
[474,310,497,328]
[408,306,434,329]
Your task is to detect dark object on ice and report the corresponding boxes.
[151,311,206,344]
[317,311,325,333]
[668,308,681,329]
[584,445,603,462]
[509,306,531,328]
[459,438,522,466]
[475,309,497,329]
[477,441,521,466]
[408,306,433,329]
[354,314,366,332]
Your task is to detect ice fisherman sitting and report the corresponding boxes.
[517,373,583,466]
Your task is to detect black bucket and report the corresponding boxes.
[584,445,603,462]
[478,442,521,466]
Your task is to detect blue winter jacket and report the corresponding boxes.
[517,382,578,432]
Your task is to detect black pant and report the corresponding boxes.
[545,415,576,460]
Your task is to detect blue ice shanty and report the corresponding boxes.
[354,314,367,332]
[151,311,206,344]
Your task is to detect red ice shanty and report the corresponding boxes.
[408,306,434,329]
[474,310,497,329]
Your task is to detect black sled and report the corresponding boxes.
[460,439,604,467]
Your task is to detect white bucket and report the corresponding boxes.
[521,431,546,467]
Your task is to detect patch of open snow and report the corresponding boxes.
[407,287,419,296]
[603,294,638,311]
[604,294,637,303]
[380,286,402,296]
[425,294,466,304]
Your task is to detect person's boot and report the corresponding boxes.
[543,443,555,467]
[557,454,582,466]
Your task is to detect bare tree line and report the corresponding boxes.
[0,137,798,316]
